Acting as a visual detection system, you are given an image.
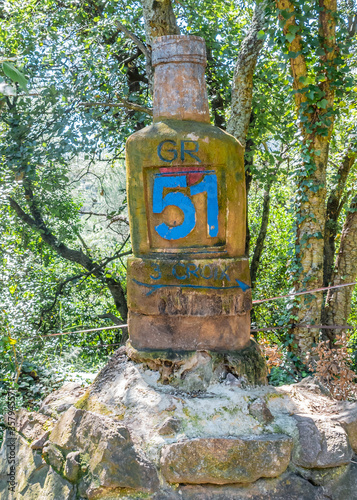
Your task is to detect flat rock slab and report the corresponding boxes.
[160,435,293,484]
[332,407,357,454]
[292,415,352,468]
[173,473,327,500]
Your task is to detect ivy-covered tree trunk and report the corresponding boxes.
[277,0,337,354]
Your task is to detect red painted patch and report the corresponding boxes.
[159,166,206,186]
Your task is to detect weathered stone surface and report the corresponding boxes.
[126,94,249,352]
[42,442,65,472]
[175,472,328,499]
[128,258,251,317]
[64,451,81,482]
[9,408,54,442]
[31,430,50,450]
[293,462,357,499]
[39,382,87,417]
[328,462,357,500]
[332,406,357,453]
[290,462,350,487]
[157,417,181,435]
[127,340,267,390]
[49,406,159,493]
[292,415,352,468]
[7,352,357,500]
[129,310,251,352]
[0,431,75,500]
[160,435,293,484]
[225,343,268,385]
[152,35,210,123]
[249,398,274,423]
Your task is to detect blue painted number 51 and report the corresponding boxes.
[153,173,219,241]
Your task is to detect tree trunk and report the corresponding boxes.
[244,136,255,256]
[227,2,266,147]
[226,2,266,265]
[277,0,337,354]
[323,196,357,342]
[323,149,356,287]
[250,180,272,286]
[141,0,180,46]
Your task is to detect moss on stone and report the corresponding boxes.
[127,339,267,389]
[74,392,114,416]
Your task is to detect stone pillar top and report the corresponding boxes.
[152,35,207,66]
[152,35,210,123]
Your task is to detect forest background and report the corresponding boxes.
[1,0,357,420]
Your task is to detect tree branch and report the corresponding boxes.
[114,19,153,88]
[114,20,151,60]
[8,194,129,320]
[78,98,153,116]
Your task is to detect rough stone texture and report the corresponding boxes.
[175,472,328,500]
[126,117,249,352]
[49,406,159,494]
[0,431,75,500]
[42,442,65,472]
[249,398,274,423]
[332,406,357,453]
[328,462,357,500]
[160,435,293,484]
[292,414,352,468]
[39,382,87,417]
[152,35,210,123]
[127,340,267,390]
[30,430,50,450]
[129,311,251,352]
[9,408,54,441]
[157,417,181,436]
[290,462,350,486]
[291,462,357,499]
[64,451,81,483]
[4,351,357,500]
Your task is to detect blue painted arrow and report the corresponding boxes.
[132,279,251,297]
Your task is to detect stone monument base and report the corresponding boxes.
[2,347,357,500]
[126,339,268,389]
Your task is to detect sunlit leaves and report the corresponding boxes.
[2,62,28,92]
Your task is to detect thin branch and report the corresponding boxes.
[78,98,153,116]
[107,214,129,226]
[8,193,129,319]
[98,313,124,325]
[114,19,153,90]
[114,20,151,60]
[119,49,142,66]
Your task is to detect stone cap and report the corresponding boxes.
[152,35,207,67]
